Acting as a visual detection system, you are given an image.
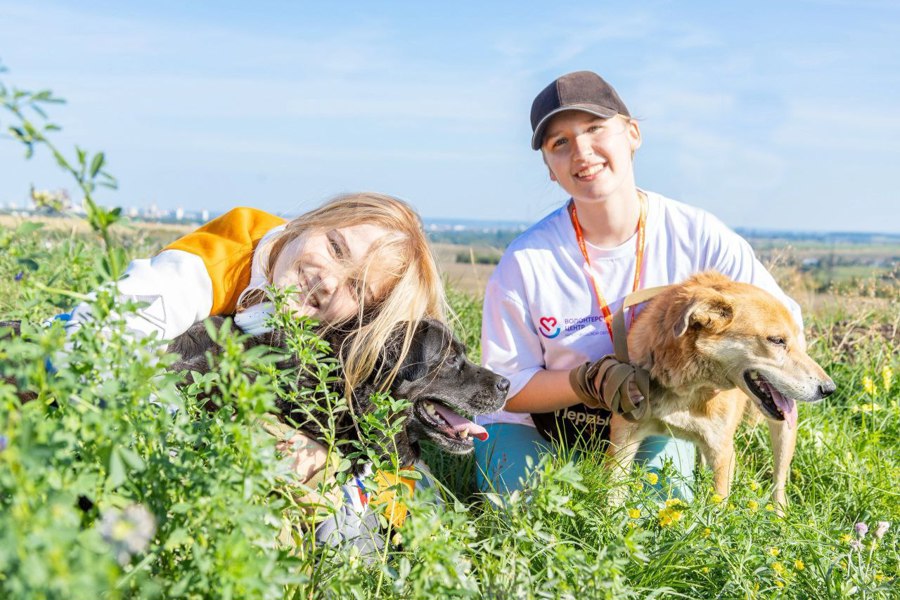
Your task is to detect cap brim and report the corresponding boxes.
[530,105,619,150]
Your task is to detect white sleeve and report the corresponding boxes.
[66,249,214,341]
[480,268,545,401]
[700,213,803,329]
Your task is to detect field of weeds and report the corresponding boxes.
[0,217,897,599]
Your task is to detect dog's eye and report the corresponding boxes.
[767,336,787,347]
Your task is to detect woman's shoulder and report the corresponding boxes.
[647,191,731,238]
[213,206,287,231]
[504,204,570,254]
[488,205,570,292]
[647,191,752,265]
[649,191,713,221]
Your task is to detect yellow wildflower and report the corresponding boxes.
[645,472,659,486]
[702,527,712,538]
[769,547,780,557]
[658,507,683,527]
[875,572,885,582]
[772,562,785,575]
[775,580,785,588]
[882,366,893,391]
[766,503,776,512]
[862,376,876,395]
[795,559,805,571]
[748,500,759,512]
[749,480,760,492]
[710,493,724,504]
[701,566,710,574]
[840,533,852,544]
[665,498,684,508]
[628,508,641,519]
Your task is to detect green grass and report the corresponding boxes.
[1,221,897,599]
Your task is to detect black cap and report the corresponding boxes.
[530,71,631,150]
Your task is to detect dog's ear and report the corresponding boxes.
[396,321,432,382]
[673,293,734,337]
[395,319,455,383]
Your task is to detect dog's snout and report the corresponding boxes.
[819,378,836,398]
[496,377,510,394]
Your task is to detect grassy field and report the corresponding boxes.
[0,216,897,599]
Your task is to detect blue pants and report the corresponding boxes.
[474,423,695,501]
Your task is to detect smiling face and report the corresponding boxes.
[540,111,641,205]
[270,223,393,323]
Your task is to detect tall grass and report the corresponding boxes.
[0,221,897,599]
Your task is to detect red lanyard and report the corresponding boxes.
[567,193,647,339]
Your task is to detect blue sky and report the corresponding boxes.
[1,0,898,232]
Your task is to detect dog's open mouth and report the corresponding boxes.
[415,399,488,445]
[744,370,797,429]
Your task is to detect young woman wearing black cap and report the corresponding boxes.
[475,71,803,498]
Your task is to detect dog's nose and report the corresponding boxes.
[819,378,836,398]
[496,377,510,394]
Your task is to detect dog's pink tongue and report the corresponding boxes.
[432,403,489,441]
[768,384,798,430]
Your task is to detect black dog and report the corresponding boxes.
[168,317,510,469]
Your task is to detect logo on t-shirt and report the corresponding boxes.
[538,316,561,338]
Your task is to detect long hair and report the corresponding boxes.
[252,192,447,397]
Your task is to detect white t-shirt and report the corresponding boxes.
[479,191,802,428]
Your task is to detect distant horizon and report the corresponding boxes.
[3,203,898,240]
[424,216,900,239]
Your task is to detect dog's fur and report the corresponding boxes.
[609,271,834,508]
[169,317,509,470]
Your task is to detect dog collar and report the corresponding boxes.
[598,285,672,422]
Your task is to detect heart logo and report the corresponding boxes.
[539,316,557,332]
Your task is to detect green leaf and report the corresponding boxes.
[118,446,146,472]
[52,149,71,170]
[483,492,504,507]
[90,152,105,178]
[163,528,193,551]
[398,469,422,481]
[107,447,127,489]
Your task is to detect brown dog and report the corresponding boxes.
[608,271,835,508]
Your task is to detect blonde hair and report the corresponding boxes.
[253,192,447,397]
